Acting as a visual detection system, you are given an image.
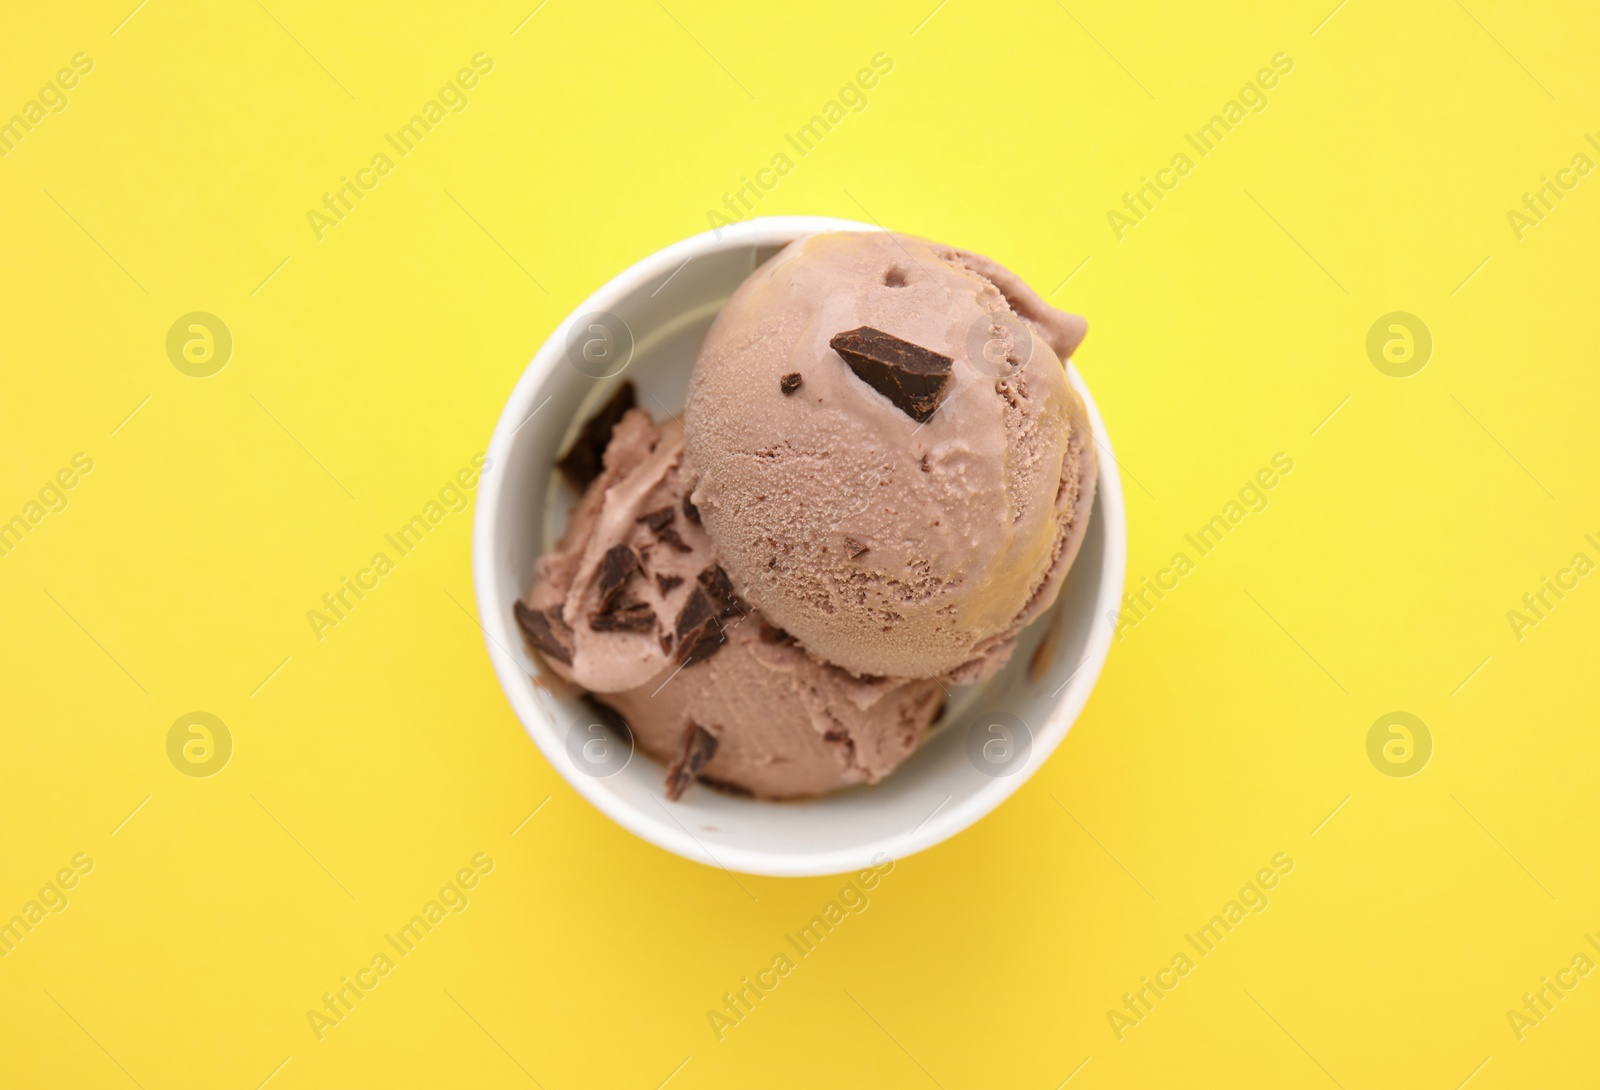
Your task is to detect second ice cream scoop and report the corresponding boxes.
[685,231,1096,681]
[520,401,943,799]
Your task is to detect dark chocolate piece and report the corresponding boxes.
[829,326,954,423]
[596,544,641,609]
[636,504,692,553]
[780,372,803,395]
[682,493,701,524]
[636,506,674,532]
[844,536,869,559]
[589,597,655,633]
[673,587,725,664]
[664,722,719,801]
[555,381,637,489]
[656,525,693,554]
[513,600,573,665]
[696,565,743,619]
[654,573,684,595]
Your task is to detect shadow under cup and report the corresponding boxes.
[473,216,1127,877]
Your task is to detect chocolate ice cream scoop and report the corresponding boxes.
[684,231,1096,681]
[521,407,943,800]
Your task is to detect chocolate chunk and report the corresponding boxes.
[830,326,954,423]
[696,565,743,619]
[589,597,655,633]
[673,587,725,664]
[655,573,684,595]
[682,493,701,524]
[780,372,803,395]
[844,536,869,559]
[513,600,572,665]
[636,505,692,553]
[636,506,674,532]
[664,722,719,800]
[590,546,651,632]
[656,525,693,554]
[596,544,641,609]
[555,381,637,489]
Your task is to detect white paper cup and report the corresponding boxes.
[472,216,1126,877]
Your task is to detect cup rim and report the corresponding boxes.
[472,215,1127,876]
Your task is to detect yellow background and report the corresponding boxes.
[3,0,1598,1086]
